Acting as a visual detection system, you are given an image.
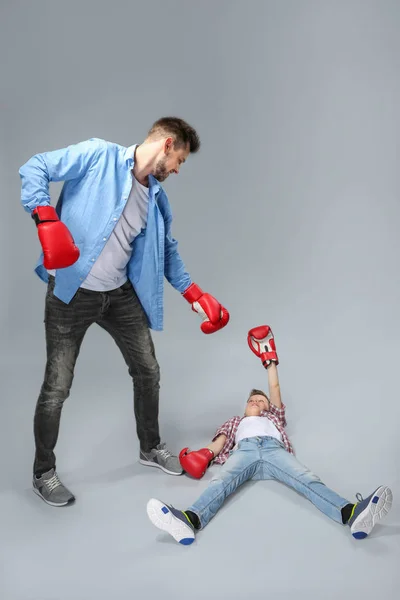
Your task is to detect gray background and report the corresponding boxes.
[1,1,399,599]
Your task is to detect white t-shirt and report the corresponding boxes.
[48,167,149,291]
[235,416,282,444]
[80,174,149,291]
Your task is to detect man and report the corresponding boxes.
[19,117,229,507]
[146,325,393,545]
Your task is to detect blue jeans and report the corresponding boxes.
[188,436,350,529]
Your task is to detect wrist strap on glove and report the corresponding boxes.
[31,206,59,226]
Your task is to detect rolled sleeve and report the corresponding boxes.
[267,402,287,428]
[211,417,239,464]
[19,138,103,213]
[212,422,231,442]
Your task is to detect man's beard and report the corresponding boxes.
[153,156,169,182]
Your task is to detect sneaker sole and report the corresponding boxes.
[139,459,183,476]
[146,498,195,545]
[351,485,393,539]
[32,485,75,507]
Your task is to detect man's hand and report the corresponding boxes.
[31,206,80,269]
[183,283,229,334]
[247,325,279,368]
[179,447,214,479]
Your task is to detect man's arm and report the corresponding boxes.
[163,223,192,293]
[19,138,104,213]
[266,362,282,409]
[163,218,229,334]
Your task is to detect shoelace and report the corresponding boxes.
[44,473,62,493]
[156,445,173,460]
[355,493,364,503]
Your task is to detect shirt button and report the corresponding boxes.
[91,258,95,262]
[103,237,107,241]
[113,218,117,221]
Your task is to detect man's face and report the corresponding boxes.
[245,394,269,417]
[153,138,190,182]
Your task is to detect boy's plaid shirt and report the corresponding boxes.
[211,402,294,465]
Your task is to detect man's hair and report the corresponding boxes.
[248,388,269,402]
[146,116,200,153]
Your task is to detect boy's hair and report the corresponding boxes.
[248,388,269,402]
[147,116,200,153]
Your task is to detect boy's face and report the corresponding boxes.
[245,394,270,417]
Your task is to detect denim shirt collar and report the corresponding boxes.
[124,144,161,196]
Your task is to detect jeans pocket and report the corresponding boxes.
[45,282,82,318]
[47,275,56,291]
[47,287,79,307]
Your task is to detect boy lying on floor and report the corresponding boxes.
[146,325,393,545]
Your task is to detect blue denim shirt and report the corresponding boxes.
[19,138,192,331]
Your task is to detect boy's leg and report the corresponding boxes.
[262,440,351,523]
[262,439,392,537]
[187,441,262,528]
[146,438,262,544]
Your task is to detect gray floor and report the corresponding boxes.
[1,325,399,600]
[2,1,400,598]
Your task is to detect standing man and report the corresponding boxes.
[19,117,230,507]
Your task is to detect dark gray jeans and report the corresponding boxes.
[33,275,161,476]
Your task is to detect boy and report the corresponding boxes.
[146,325,393,545]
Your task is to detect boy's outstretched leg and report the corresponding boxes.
[146,439,261,545]
[262,440,393,539]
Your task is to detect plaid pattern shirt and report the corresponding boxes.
[211,402,294,465]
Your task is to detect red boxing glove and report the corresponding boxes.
[248,325,279,367]
[179,447,214,479]
[183,283,230,334]
[31,206,80,270]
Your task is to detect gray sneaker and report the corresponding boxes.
[33,469,75,506]
[139,442,183,475]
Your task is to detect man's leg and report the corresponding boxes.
[146,439,262,544]
[33,278,97,506]
[261,438,393,537]
[97,281,180,474]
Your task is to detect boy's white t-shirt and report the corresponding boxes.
[235,416,282,444]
